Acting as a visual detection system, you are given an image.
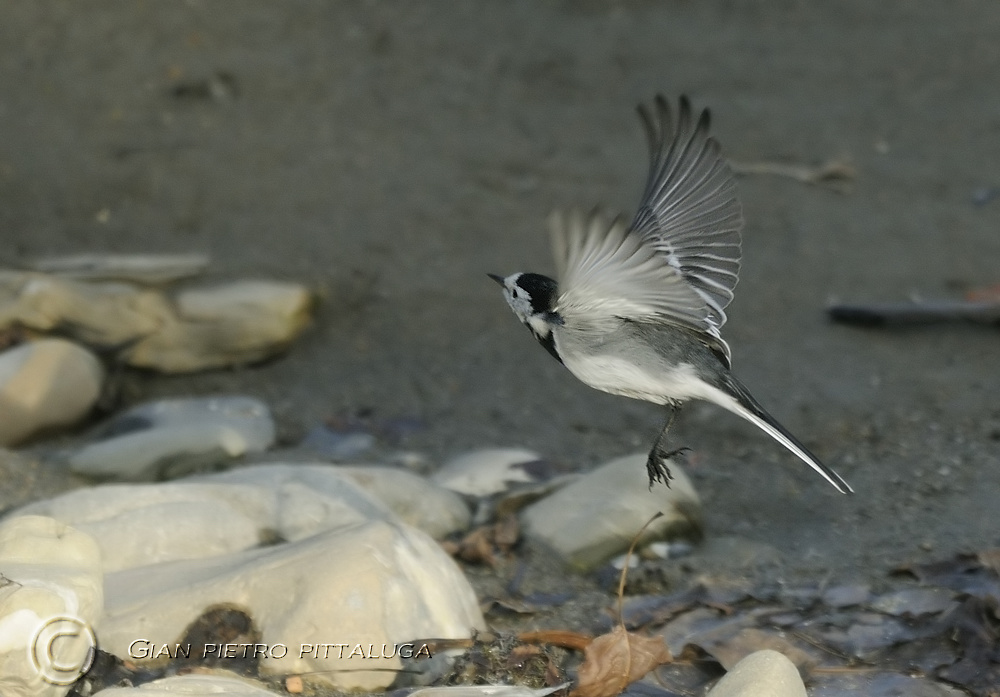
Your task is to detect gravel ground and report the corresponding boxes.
[2,0,999,627]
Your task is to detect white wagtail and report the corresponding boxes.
[490,95,852,494]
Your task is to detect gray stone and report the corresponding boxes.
[821,583,871,608]
[520,452,701,571]
[870,587,957,617]
[67,396,275,480]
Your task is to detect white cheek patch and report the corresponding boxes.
[526,314,551,338]
[506,291,534,320]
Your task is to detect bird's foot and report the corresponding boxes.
[646,445,690,490]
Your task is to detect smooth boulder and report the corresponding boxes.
[520,452,702,571]
[0,339,103,446]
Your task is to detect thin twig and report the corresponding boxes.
[730,158,856,193]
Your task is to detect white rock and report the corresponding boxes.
[99,520,486,692]
[408,685,569,697]
[0,515,103,697]
[10,464,394,572]
[91,673,282,696]
[67,396,275,480]
[519,452,701,571]
[205,463,469,538]
[9,463,467,573]
[330,464,470,538]
[705,649,807,697]
[0,339,104,446]
[432,447,543,496]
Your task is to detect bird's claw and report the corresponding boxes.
[646,445,690,490]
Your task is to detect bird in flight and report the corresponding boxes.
[490,95,852,494]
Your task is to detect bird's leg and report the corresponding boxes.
[646,404,690,489]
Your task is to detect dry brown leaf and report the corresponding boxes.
[977,548,1000,577]
[698,627,816,673]
[966,284,1000,303]
[569,625,672,697]
[446,526,497,566]
[494,512,521,551]
[444,515,521,566]
[523,514,672,697]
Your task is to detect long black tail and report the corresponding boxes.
[723,374,853,494]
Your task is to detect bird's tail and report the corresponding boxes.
[722,375,853,494]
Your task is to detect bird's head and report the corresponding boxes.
[488,271,562,337]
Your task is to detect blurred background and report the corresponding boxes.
[1,1,998,579]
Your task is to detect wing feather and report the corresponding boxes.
[549,96,742,365]
[631,95,743,328]
[550,209,731,363]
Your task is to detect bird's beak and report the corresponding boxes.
[487,273,505,286]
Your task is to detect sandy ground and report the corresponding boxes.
[2,1,999,602]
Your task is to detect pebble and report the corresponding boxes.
[870,587,958,617]
[91,674,282,696]
[432,447,544,496]
[0,338,104,446]
[809,670,970,696]
[705,649,807,697]
[519,452,702,571]
[299,424,376,458]
[0,515,103,697]
[821,583,871,608]
[99,519,485,692]
[66,396,275,480]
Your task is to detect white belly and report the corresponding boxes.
[561,353,704,405]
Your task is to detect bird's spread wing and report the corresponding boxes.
[631,95,743,330]
[550,96,742,363]
[551,208,709,326]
